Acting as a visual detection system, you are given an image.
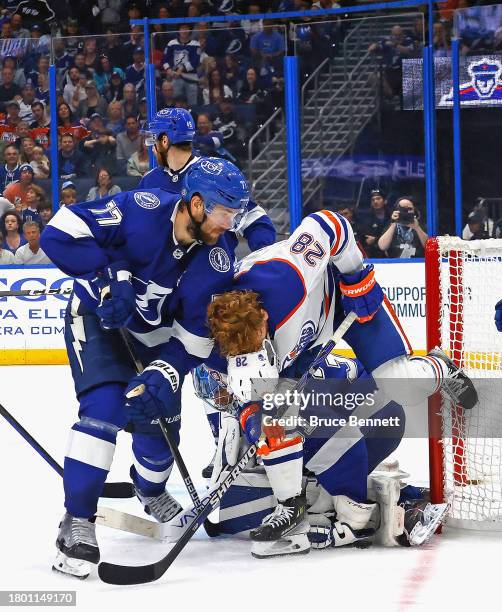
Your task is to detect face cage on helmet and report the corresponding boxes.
[143,131,162,147]
[192,367,238,413]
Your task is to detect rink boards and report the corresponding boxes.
[0,260,426,365]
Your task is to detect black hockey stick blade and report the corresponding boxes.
[203,518,220,538]
[102,482,135,498]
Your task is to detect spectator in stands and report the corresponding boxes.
[10,12,30,38]
[126,133,149,177]
[237,66,271,120]
[0,210,26,254]
[123,25,145,67]
[14,221,51,264]
[116,114,141,165]
[125,46,145,91]
[18,83,37,123]
[202,69,233,105]
[0,67,22,112]
[369,25,414,98]
[94,55,125,97]
[60,180,77,207]
[0,19,13,41]
[59,132,88,179]
[53,39,73,89]
[30,100,49,129]
[213,97,246,162]
[35,72,49,106]
[30,24,50,54]
[360,189,391,258]
[464,209,490,240]
[57,102,78,130]
[0,145,21,190]
[223,54,244,95]
[193,112,226,158]
[19,136,35,164]
[63,67,87,113]
[4,100,22,129]
[158,79,175,110]
[83,38,100,73]
[378,196,428,258]
[61,18,82,57]
[0,230,15,263]
[250,24,286,75]
[335,204,365,251]
[121,82,139,117]
[38,201,53,230]
[103,28,127,69]
[163,24,201,106]
[72,53,93,82]
[14,121,31,145]
[22,185,44,225]
[105,100,124,135]
[30,145,50,179]
[86,167,122,201]
[241,1,264,36]
[4,163,38,207]
[82,118,118,174]
[27,55,50,90]
[1,56,26,88]
[108,70,125,102]
[78,80,108,119]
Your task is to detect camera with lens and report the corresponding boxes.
[397,205,415,224]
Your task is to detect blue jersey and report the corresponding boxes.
[139,157,276,252]
[162,39,201,83]
[41,188,235,374]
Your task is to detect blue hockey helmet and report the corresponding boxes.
[144,107,195,146]
[192,365,237,412]
[181,157,250,228]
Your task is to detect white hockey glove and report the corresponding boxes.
[209,411,240,488]
[227,339,279,403]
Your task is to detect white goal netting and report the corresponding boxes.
[430,237,502,530]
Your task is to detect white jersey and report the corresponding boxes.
[234,211,363,372]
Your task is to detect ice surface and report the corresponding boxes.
[1,366,500,611]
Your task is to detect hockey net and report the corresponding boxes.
[426,236,502,530]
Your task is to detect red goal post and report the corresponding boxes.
[425,236,502,530]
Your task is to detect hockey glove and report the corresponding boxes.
[338,264,384,323]
[95,262,136,330]
[125,360,181,425]
[495,299,502,332]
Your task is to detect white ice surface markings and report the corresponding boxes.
[1,366,501,611]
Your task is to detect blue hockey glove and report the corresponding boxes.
[94,262,136,330]
[495,299,502,332]
[338,264,384,323]
[125,360,181,425]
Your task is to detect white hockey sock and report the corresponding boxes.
[262,440,303,501]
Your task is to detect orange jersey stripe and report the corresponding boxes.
[319,209,344,256]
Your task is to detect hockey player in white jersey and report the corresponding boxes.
[205,209,476,557]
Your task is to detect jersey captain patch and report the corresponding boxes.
[134,191,160,210]
[209,247,231,273]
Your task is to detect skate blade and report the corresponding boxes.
[52,551,91,579]
[252,534,311,559]
[409,503,450,546]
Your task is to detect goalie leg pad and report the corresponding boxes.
[367,473,404,546]
[331,495,378,549]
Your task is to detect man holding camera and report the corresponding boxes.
[377,196,428,258]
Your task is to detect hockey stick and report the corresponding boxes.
[118,329,203,510]
[0,287,72,298]
[98,311,357,585]
[0,403,134,498]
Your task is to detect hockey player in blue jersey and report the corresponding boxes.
[139,108,276,253]
[204,210,476,556]
[40,157,250,578]
[140,107,277,476]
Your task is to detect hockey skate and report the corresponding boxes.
[250,495,310,558]
[397,500,450,547]
[429,347,478,409]
[53,512,99,579]
[134,485,182,523]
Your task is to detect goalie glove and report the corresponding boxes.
[227,339,279,403]
[338,264,384,323]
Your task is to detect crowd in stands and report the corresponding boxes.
[0,0,499,265]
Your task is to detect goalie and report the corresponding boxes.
[204,209,476,557]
